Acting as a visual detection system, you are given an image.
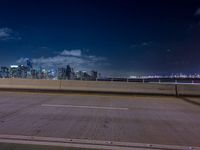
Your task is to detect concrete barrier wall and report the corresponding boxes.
[0,78,199,96]
[177,84,200,96]
[60,80,176,95]
[0,79,60,90]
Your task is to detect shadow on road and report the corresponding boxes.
[0,143,98,150]
[179,97,200,107]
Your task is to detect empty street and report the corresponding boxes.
[0,91,199,149]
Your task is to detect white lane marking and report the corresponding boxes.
[41,104,129,110]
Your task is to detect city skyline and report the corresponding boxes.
[1,61,200,79]
[0,0,200,76]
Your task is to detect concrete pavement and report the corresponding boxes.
[0,92,199,149]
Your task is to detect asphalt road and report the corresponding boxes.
[0,92,199,149]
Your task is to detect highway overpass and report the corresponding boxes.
[0,79,199,149]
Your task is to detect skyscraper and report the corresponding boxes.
[57,68,67,80]
[26,59,33,70]
[66,65,72,80]
[0,67,9,78]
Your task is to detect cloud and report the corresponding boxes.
[17,49,107,71]
[141,42,152,46]
[60,49,82,57]
[187,21,200,32]
[0,27,21,41]
[194,8,200,16]
[130,41,152,48]
[39,46,49,49]
[166,49,171,53]
[0,28,12,40]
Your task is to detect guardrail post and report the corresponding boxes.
[175,84,178,97]
[59,80,62,89]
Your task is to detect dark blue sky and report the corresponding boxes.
[0,0,200,76]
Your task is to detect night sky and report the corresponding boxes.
[0,0,200,76]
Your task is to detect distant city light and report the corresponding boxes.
[10,65,18,68]
[0,62,200,84]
